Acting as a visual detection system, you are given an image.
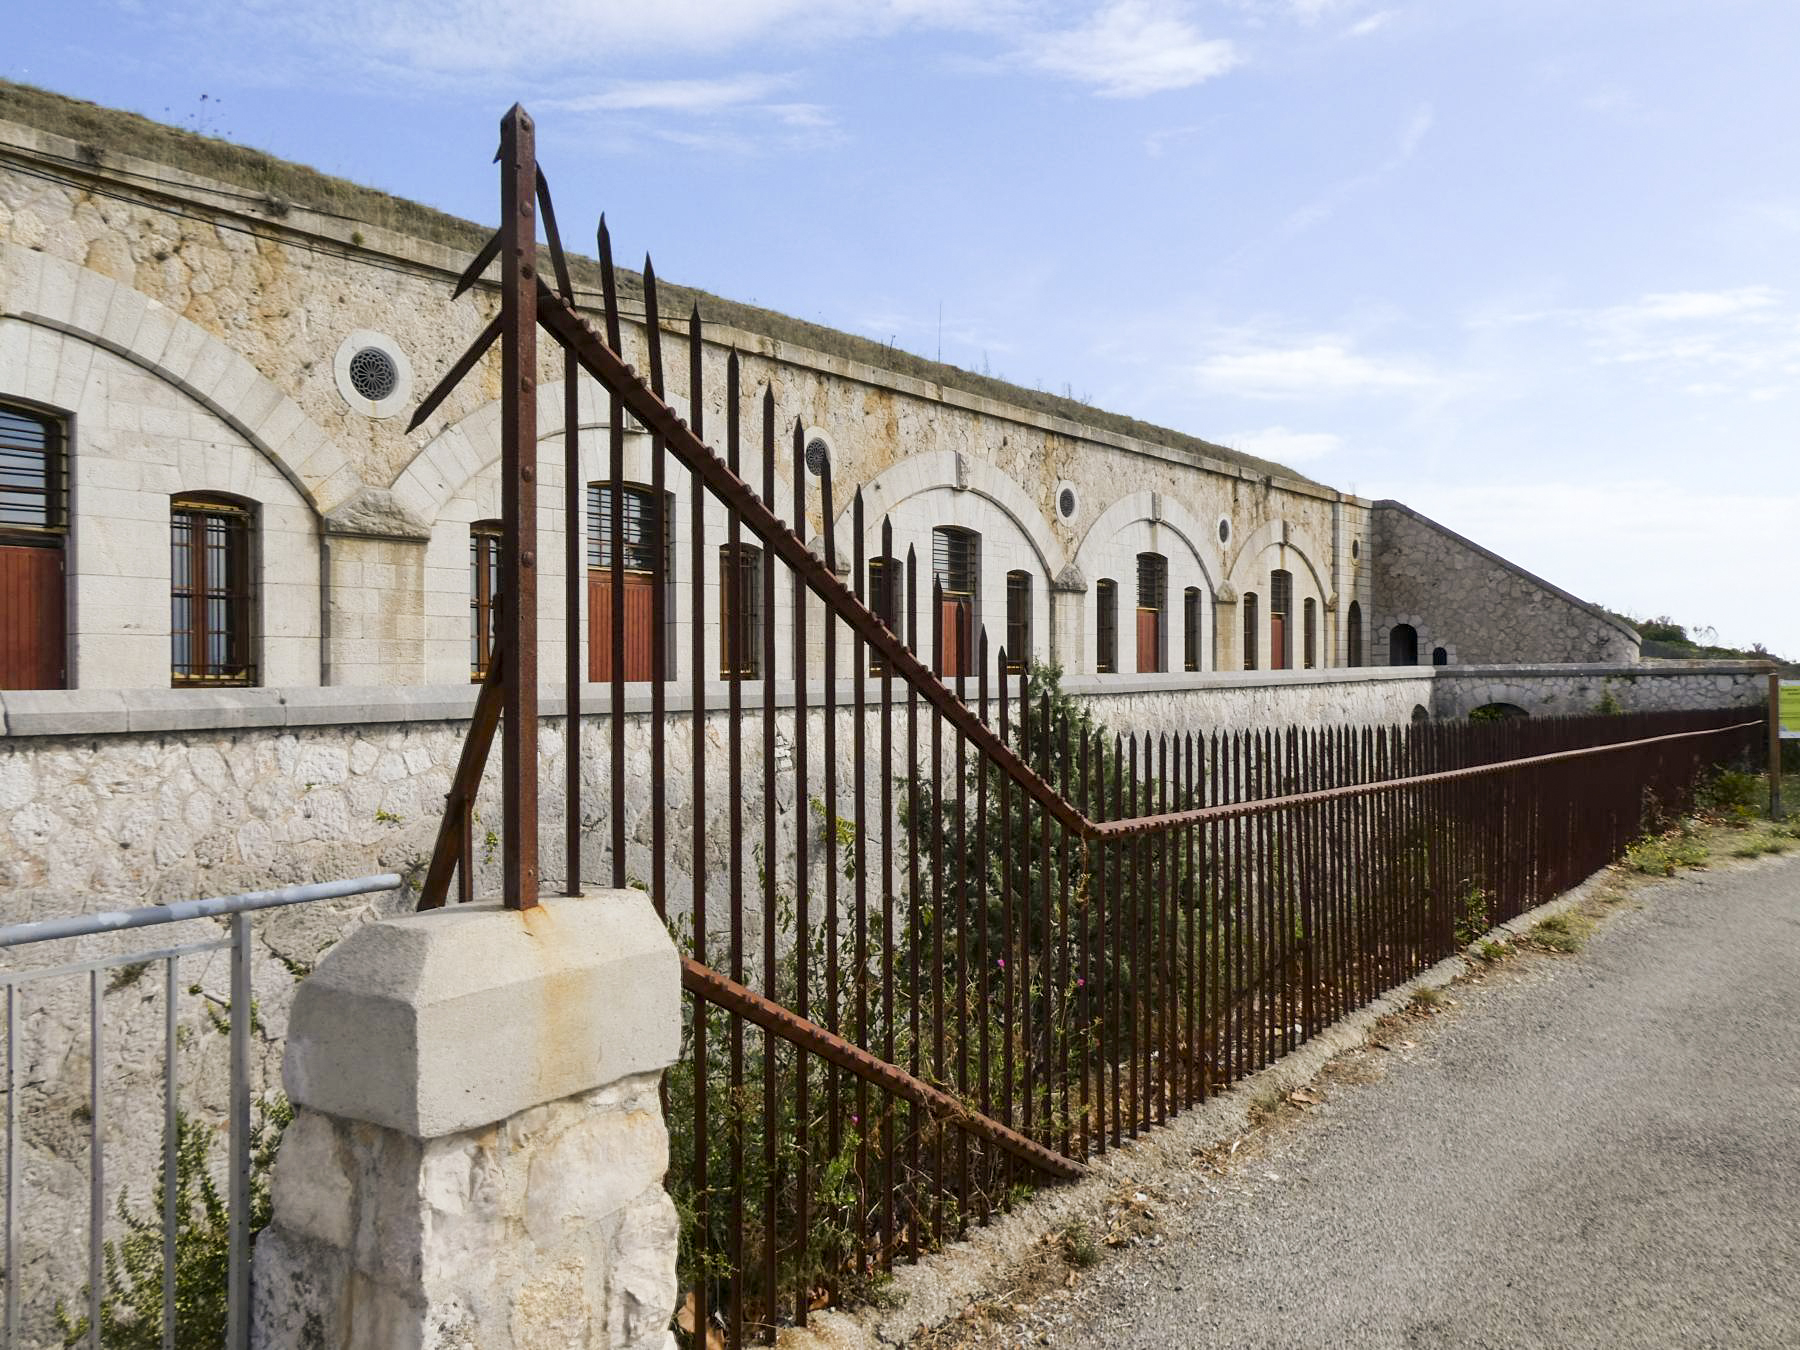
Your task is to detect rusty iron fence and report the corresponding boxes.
[408,107,1765,1347]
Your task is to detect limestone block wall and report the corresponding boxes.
[1063,667,1438,736]
[1431,662,1771,720]
[1370,500,1641,667]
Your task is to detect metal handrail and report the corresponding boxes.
[0,873,404,950]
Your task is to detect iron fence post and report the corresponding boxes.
[1771,673,1785,821]
[226,912,252,1348]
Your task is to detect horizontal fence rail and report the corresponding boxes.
[1,875,401,1350]
[405,109,1766,1349]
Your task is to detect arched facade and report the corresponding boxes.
[1072,492,1222,677]
[1222,518,1331,673]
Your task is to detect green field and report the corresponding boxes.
[1783,682,1800,737]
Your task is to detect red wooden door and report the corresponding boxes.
[0,542,64,689]
[939,597,972,677]
[1136,609,1160,673]
[588,569,657,681]
[1271,614,1286,671]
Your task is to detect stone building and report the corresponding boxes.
[0,81,1641,707]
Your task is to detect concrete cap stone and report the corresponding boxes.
[283,888,680,1139]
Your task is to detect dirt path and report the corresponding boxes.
[919,839,1800,1349]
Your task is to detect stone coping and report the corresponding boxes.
[0,661,1768,739]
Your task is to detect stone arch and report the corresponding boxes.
[844,450,1065,579]
[1072,490,1225,594]
[0,243,352,515]
[1071,491,1224,675]
[1222,517,1329,598]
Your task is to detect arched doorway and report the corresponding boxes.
[1390,623,1419,666]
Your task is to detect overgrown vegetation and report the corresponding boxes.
[57,1097,292,1348]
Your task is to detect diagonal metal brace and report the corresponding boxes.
[681,955,1084,1181]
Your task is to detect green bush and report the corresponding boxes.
[57,1097,291,1348]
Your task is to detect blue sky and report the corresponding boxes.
[10,0,1798,657]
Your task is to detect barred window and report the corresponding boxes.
[720,543,763,679]
[1242,591,1259,671]
[1183,587,1202,672]
[587,482,665,572]
[1005,570,1031,675]
[1095,579,1118,674]
[868,554,902,675]
[0,405,66,538]
[171,495,255,686]
[931,527,978,596]
[469,520,501,681]
[1269,569,1292,617]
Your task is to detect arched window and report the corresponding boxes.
[588,482,669,682]
[469,519,501,681]
[1432,645,1448,667]
[720,543,764,679]
[1347,600,1363,667]
[1183,587,1202,672]
[1269,569,1293,670]
[1389,622,1419,666]
[1242,591,1259,670]
[868,553,902,675]
[1303,596,1317,669]
[1095,579,1118,674]
[1135,553,1167,673]
[171,494,256,686]
[932,526,979,678]
[0,403,67,689]
[1005,570,1031,675]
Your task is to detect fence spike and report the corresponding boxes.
[643,255,665,398]
[596,214,621,350]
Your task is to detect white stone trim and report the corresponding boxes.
[330,328,413,419]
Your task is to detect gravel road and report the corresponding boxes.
[1029,854,1800,1349]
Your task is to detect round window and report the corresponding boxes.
[348,347,399,402]
[1055,481,1080,522]
[1217,517,1232,545]
[1352,538,1361,560]
[804,436,831,477]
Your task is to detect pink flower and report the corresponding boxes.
[997,957,1006,968]
[1077,978,1085,988]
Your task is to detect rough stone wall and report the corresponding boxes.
[1370,501,1640,667]
[253,1077,677,1350]
[1431,663,1771,720]
[1063,668,1438,735]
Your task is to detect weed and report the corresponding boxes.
[1526,912,1591,954]
[1060,1222,1100,1269]
[1625,831,1709,877]
[1696,769,1763,822]
[1408,987,1444,1013]
[106,962,150,995]
[1475,939,1512,963]
[373,808,402,825]
[1453,887,1492,947]
[1594,685,1624,716]
[350,229,365,248]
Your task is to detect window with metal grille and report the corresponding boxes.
[1270,569,1291,617]
[469,520,501,681]
[587,482,666,572]
[171,495,255,686]
[1095,578,1118,674]
[931,527,978,595]
[720,543,763,679]
[1183,587,1202,672]
[1136,553,1166,613]
[1135,553,1166,673]
[0,405,66,539]
[1303,596,1317,669]
[1347,600,1363,667]
[1005,570,1031,674]
[868,554,902,675]
[1242,591,1259,670]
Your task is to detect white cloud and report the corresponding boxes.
[1600,287,1779,324]
[1346,9,1396,37]
[552,74,793,115]
[1019,1,1241,98]
[1196,341,1434,397]
[1228,426,1343,462]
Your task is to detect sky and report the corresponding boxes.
[8,0,1798,657]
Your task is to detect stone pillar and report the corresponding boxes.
[252,889,681,1350]
[321,487,433,686]
[1049,563,1087,673]
[1214,583,1241,673]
